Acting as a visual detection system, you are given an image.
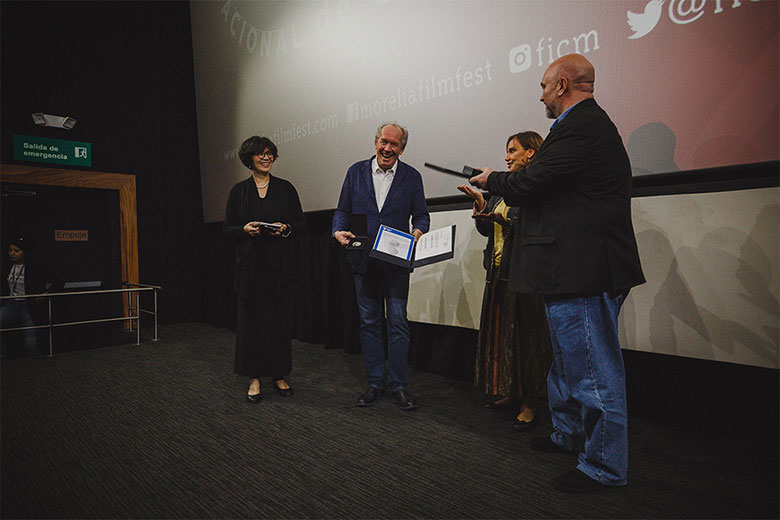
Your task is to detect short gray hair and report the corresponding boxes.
[375,122,409,150]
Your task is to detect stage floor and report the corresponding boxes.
[1,322,777,518]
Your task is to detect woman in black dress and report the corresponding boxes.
[223,136,305,403]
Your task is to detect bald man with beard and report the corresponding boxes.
[470,54,645,493]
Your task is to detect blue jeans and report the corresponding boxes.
[543,291,628,486]
[353,270,410,392]
[0,301,39,357]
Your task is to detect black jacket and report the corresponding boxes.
[486,98,645,295]
[223,175,306,302]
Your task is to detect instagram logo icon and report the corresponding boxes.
[508,44,532,74]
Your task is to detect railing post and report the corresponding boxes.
[135,290,140,346]
[1,285,160,356]
[126,287,132,332]
[153,288,159,342]
[47,296,53,357]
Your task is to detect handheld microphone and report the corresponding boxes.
[423,162,483,178]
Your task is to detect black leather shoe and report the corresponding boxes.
[247,382,262,403]
[529,435,571,454]
[272,379,293,397]
[391,389,418,411]
[552,469,607,493]
[356,387,385,407]
[513,414,537,431]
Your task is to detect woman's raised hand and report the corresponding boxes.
[457,185,486,214]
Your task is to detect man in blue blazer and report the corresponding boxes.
[332,123,430,411]
[470,54,645,493]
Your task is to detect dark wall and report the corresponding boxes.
[1,1,205,323]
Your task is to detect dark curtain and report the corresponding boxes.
[203,209,478,380]
[203,211,363,354]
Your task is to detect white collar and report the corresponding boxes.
[372,156,398,175]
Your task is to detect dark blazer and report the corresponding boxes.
[332,157,430,275]
[474,195,519,282]
[486,98,645,295]
[223,175,306,301]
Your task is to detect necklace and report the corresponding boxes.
[9,264,24,296]
[254,178,270,189]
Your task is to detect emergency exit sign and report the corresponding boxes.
[13,134,92,167]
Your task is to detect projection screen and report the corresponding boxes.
[191,0,779,222]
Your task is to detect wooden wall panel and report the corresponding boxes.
[1,164,138,324]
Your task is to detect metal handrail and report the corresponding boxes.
[0,283,161,357]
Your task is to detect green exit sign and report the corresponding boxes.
[13,134,92,167]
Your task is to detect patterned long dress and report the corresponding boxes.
[474,196,552,402]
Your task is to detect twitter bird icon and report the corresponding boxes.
[627,0,664,39]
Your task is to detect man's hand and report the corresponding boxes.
[412,229,423,243]
[333,230,355,246]
[468,167,494,190]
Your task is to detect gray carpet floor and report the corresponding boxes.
[1,323,777,519]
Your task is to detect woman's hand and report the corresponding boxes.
[243,222,261,236]
[268,222,288,236]
[493,212,511,228]
[457,185,486,214]
[473,211,511,228]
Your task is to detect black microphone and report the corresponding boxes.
[423,162,482,178]
[462,166,483,177]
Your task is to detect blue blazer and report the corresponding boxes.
[332,157,430,274]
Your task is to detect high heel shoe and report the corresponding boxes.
[247,380,262,403]
[272,379,293,397]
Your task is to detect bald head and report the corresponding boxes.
[539,54,595,119]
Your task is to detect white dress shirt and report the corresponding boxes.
[371,157,396,211]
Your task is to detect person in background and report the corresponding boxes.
[458,131,552,431]
[1,236,59,357]
[223,136,306,403]
[332,122,430,411]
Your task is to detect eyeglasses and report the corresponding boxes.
[255,151,275,159]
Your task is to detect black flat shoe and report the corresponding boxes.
[247,381,261,403]
[485,399,517,413]
[272,379,293,397]
[513,414,537,431]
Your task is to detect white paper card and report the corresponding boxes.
[414,225,454,261]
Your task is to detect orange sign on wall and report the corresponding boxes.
[55,230,88,241]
